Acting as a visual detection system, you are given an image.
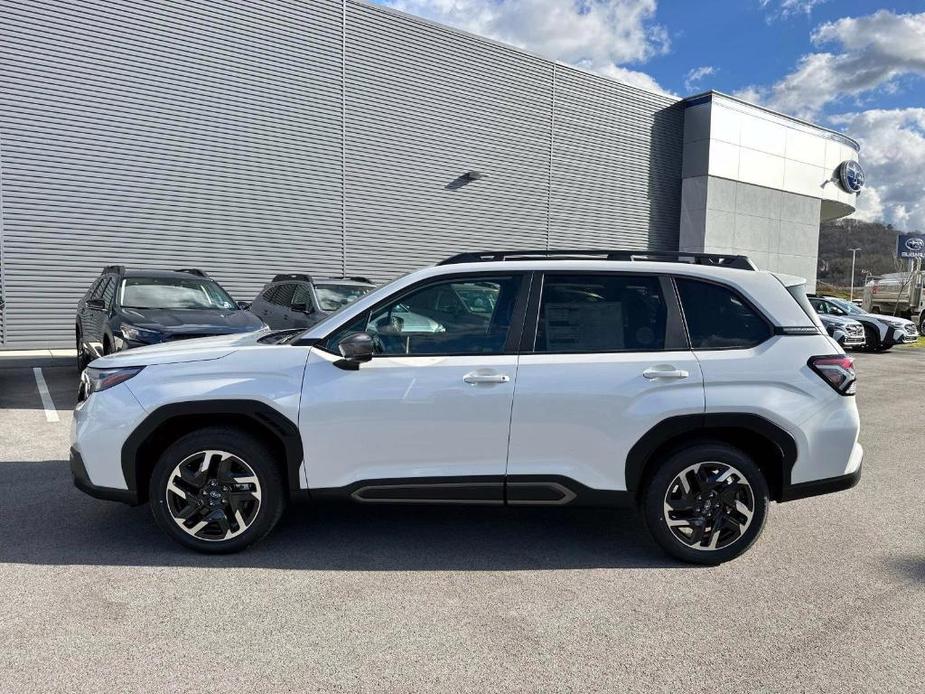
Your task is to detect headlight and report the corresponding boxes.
[78,366,144,401]
[121,323,161,343]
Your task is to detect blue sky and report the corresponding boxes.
[374,1,925,231]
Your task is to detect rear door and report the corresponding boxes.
[506,272,705,497]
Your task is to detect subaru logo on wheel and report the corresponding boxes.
[906,237,925,252]
[838,160,865,193]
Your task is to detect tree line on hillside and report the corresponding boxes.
[817,218,920,287]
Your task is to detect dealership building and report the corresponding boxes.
[0,0,862,347]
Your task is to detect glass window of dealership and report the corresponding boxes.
[0,0,862,347]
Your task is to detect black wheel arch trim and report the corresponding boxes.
[625,413,798,501]
[121,399,303,504]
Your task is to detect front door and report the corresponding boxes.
[299,273,528,502]
[506,272,705,497]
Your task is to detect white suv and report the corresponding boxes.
[71,251,863,564]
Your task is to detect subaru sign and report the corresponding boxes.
[838,160,865,194]
[897,233,925,259]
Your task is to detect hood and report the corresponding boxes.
[118,307,265,333]
[818,314,860,328]
[90,328,273,368]
[872,314,914,328]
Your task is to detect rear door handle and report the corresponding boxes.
[643,367,689,380]
[463,372,511,384]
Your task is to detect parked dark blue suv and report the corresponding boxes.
[75,266,265,370]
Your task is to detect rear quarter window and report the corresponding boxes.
[676,278,772,349]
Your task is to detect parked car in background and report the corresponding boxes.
[71,250,862,565]
[863,271,925,336]
[249,274,375,330]
[76,266,265,370]
[808,298,865,349]
[809,295,917,352]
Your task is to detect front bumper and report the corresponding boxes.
[70,447,138,504]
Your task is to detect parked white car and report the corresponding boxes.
[71,251,863,564]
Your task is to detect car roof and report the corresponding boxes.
[270,276,373,286]
[118,270,214,280]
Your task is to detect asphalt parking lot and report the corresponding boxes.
[1,349,923,692]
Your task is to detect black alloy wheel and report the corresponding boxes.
[643,443,769,565]
[150,427,285,553]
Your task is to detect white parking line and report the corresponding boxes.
[32,367,60,423]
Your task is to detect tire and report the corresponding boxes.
[919,314,925,338]
[75,330,90,372]
[861,325,881,352]
[150,427,286,553]
[642,442,769,565]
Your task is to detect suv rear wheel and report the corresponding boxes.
[642,443,769,565]
[150,427,285,553]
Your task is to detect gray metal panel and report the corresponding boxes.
[0,0,687,347]
[343,0,553,282]
[550,66,683,250]
[0,0,345,346]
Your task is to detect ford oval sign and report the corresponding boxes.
[838,160,865,193]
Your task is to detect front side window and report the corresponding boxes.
[120,278,237,310]
[827,297,862,316]
[314,283,372,312]
[534,274,667,353]
[677,278,771,349]
[326,276,522,356]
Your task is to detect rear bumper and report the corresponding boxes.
[780,442,863,502]
[70,447,138,505]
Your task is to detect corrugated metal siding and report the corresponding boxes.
[0,0,685,346]
[0,0,345,346]
[551,66,683,249]
[343,0,552,282]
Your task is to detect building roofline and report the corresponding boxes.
[683,90,860,151]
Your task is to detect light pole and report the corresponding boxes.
[849,248,861,301]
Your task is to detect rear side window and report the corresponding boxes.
[101,276,116,307]
[676,278,771,349]
[267,284,297,306]
[534,274,667,353]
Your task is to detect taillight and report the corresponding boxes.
[808,355,856,395]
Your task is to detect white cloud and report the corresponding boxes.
[380,0,672,93]
[683,65,715,93]
[759,0,828,21]
[830,108,925,231]
[737,10,925,120]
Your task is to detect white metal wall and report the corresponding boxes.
[0,0,683,347]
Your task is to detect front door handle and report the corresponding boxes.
[643,366,689,380]
[463,371,511,385]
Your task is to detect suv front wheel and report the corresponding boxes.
[150,427,286,553]
[642,443,769,565]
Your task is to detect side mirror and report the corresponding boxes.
[237,300,251,310]
[87,298,106,311]
[291,302,313,314]
[335,332,375,370]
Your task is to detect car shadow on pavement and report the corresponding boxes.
[0,461,685,571]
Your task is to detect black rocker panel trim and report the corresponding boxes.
[121,400,304,504]
[311,475,632,507]
[624,413,798,499]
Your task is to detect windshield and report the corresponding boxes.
[827,298,863,315]
[120,277,237,310]
[314,283,372,312]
